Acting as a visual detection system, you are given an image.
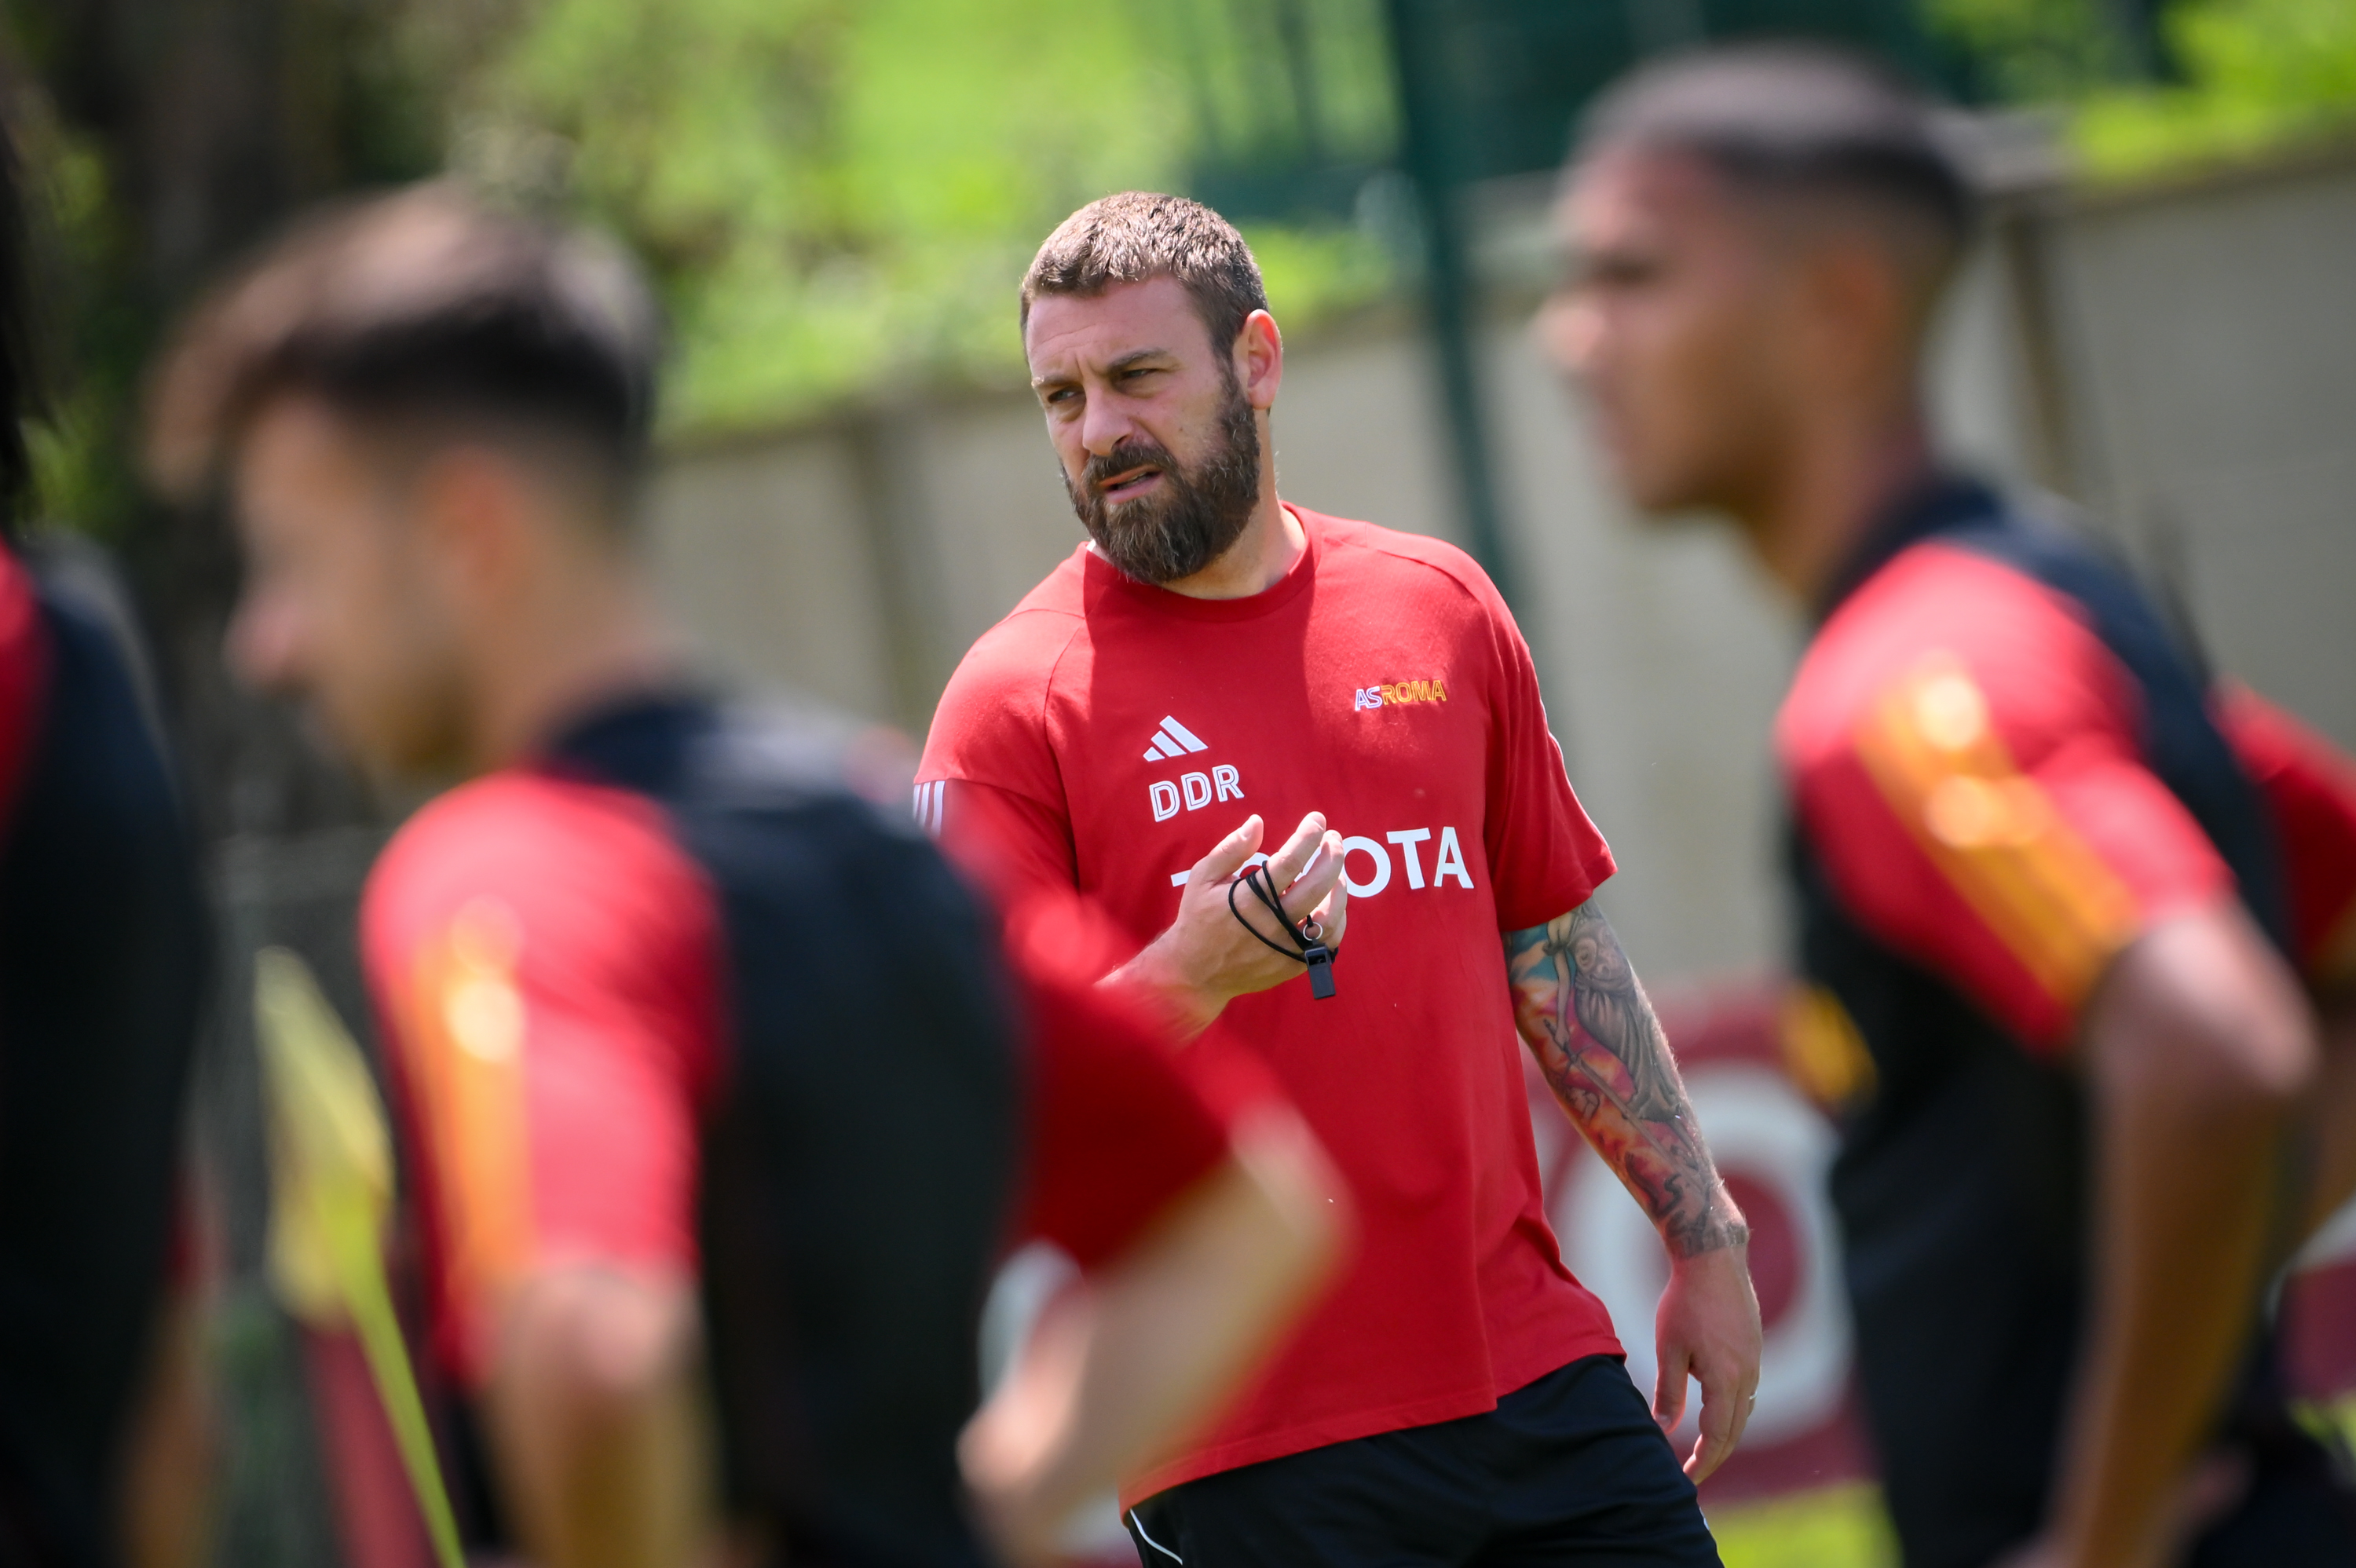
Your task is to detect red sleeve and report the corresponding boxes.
[1779,544,2235,1053]
[1468,568,1617,930]
[919,612,1084,905]
[360,772,723,1389]
[999,890,1279,1270]
[0,547,50,828]
[2215,683,2356,990]
[916,777,1080,912]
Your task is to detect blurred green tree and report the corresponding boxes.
[4,0,437,835]
[423,0,1396,433]
[4,0,1399,543]
[2075,0,2356,174]
[1925,0,2141,102]
[1926,0,2356,177]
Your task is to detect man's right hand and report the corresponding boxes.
[1110,812,1348,1036]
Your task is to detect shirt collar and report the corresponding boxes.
[1084,502,1320,624]
[1813,471,2006,624]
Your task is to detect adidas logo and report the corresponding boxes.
[1142,715,1244,823]
[1142,715,1209,763]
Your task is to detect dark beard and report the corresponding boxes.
[1062,382,1262,586]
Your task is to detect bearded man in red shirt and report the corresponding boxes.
[919,191,1761,1567]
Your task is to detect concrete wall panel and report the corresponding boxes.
[906,397,1085,665]
[1493,320,1802,981]
[643,436,896,720]
[640,147,2356,984]
[1267,329,1463,548]
[2047,159,2356,749]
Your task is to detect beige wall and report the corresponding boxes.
[2038,152,2356,747]
[641,145,2356,985]
[646,433,901,721]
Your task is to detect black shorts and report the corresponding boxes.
[1124,1355,1722,1567]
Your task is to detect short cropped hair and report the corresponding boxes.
[1020,192,1268,356]
[146,183,662,509]
[1577,44,1979,264]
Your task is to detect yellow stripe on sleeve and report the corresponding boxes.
[1852,655,2141,1019]
[1780,982,1877,1109]
[401,897,533,1320]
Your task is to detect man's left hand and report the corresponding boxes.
[1652,1242,1762,1482]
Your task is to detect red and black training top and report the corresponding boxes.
[0,544,207,1566]
[363,693,1251,1568]
[1778,476,2356,1568]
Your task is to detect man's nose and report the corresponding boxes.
[1077,390,1137,459]
[1538,294,1603,378]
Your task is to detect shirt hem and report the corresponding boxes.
[1494,844,1621,934]
[1116,1329,1626,1506]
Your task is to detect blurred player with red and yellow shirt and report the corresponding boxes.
[148,184,1339,1568]
[1549,42,2356,1568]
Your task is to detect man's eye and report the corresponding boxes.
[1044,386,1077,405]
[1120,367,1158,383]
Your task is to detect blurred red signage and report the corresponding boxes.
[1552,980,2356,1508]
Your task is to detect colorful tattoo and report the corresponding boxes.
[1505,901,1746,1259]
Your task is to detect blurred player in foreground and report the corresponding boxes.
[1547,43,2356,1568]
[920,191,1758,1567]
[0,102,210,1568]
[146,184,1340,1568]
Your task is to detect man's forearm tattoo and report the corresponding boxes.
[1505,901,1746,1259]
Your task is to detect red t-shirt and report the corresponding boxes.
[918,504,1624,1496]
[360,766,1246,1391]
[1779,540,2356,1051]
[0,546,46,817]
[2215,682,2356,992]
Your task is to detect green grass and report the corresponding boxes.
[1703,1399,2356,1566]
[1709,1482,1899,1568]
[2298,1394,2356,1460]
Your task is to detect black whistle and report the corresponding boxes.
[1303,943,1337,1000]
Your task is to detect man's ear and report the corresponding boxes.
[1235,309,1284,413]
[1802,239,1908,396]
[415,444,532,602]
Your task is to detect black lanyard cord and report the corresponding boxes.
[1228,863,1311,960]
[1225,863,1339,1000]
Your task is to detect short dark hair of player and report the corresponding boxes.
[1021,191,1270,358]
[146,183,663,522]
[1576,44,1981,313]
